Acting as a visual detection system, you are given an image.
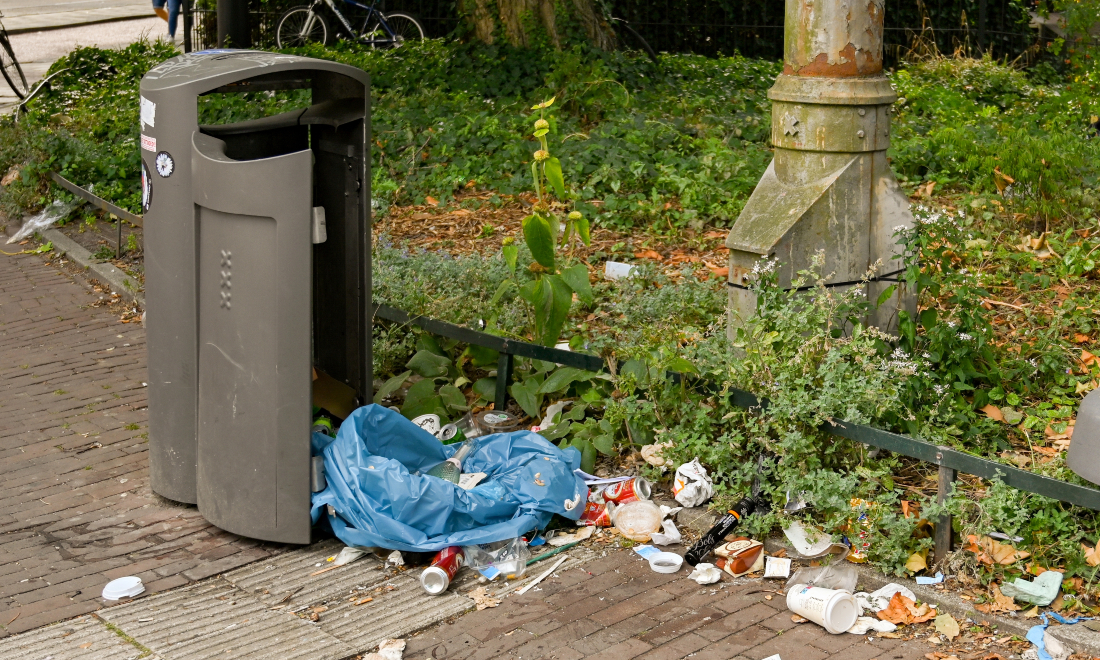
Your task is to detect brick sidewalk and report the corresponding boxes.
[0,249,282,637]
[405,551,935,660]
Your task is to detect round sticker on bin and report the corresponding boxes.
[155,151,174,178]
[141,161,153,212]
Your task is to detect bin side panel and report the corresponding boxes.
[192,133,312,544]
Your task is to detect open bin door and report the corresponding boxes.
[191,131,313,544]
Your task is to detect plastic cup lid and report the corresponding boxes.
[648,552,684,574]
[102,576,145,600]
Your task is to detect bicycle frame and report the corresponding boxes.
[307,0,399,46]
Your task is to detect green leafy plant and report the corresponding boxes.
[498,96,594,346]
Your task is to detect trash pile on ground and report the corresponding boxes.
[100,401,1086,659]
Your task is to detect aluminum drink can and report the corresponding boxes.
[421,546,465,595]
[601,477,651,504]
[578,501,615,526]
[437,423,466,445]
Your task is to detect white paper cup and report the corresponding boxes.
[785,583,859,634]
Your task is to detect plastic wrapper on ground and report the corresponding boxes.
[310,405,586,552]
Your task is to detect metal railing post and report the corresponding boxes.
[935,457,957,566]
[494,351,513,412]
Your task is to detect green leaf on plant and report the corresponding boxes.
[539,366,594,394]
[876,284,897,307]
[373,370,411,405]
[438,384,468,412]
[665,357,697,374]
[575,438,597,473]
[402,378,444,419]
[464,344,499,368]
[620,358,648,384]
[416,334,446,356]
[544,157,565,199]
[522,214,555,269]
[541,274,574,346]
[561,263,593,305]
[472,377,496,401]
[575,213,591,246]
[533,128,549,138]
[502,244,518,274]
[510,379,541,418]
[406,349,450,378]
[592,434,615,455]
[531,96,556,109]
[490,279,514,306]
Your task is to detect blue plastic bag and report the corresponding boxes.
[310,404,587,552]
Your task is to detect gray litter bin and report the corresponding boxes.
[140,51,371,543]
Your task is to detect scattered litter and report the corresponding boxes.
[854,583,916,612]
[688,563,722,584]
[612,500,663,542]
[421,547,465,595]
[761,655,781,660]
[763,556,791,579]
[548,526,594,546]
[1000,570,1063,606]
[467,586,501,610]
[633,544,661,559]
[387,551,404,567]
[102,576,144,601]
[599,477,652,504]
[362,638,406,660]
[844,499,878,563]
[672,458,713,507]
[457,472,487,490]
[354,597,373,605]
[579,501,614,526]
[1025,615,1075,660]
[648,552,683,574]
[516,555,569,595]
[650,518,682,546]
[604,261,637,279]
[989,531,1025,543]
[6,199,81,244]
[846,617,897,635]
[786,584,860,635]
[916,572,945,585]
[935,612,961,640]
[783,521,848,558]
[714,538,764,577]
[464,538,529,581]
[791,615,808,623]
[311,546,368,575]
[573,469,632,486]
[641,441,673,467]
[788,564,858,594]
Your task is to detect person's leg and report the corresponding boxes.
[152,0,168,22]
[167,0,181,38]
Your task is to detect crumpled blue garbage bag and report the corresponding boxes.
[310,404,586,552]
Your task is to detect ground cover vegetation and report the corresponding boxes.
[4,8,1100,599]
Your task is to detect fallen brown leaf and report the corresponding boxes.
[989,584,1021,613]
[468,586,501,610]
[425,195,439,207]
[1083,350,1098,369]
[634,250,663,261]
[1082,543,1100,567]
[980,404,1006,422]
[879,592,936,624]
[935,613,960,640]
[1076,333,1092,344]
[964,535,1029,565]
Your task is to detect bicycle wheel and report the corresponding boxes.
[0,32,28,99]
[276,6,329,48]
[366,12,424,49]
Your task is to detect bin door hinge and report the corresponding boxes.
[311,206,327,244]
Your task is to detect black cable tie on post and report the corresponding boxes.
[727,268,907,292]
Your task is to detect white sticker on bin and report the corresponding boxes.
[140,96,156,129]
[141,134,156,152]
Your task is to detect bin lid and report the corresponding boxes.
[141,49,368,94]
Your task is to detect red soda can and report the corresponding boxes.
[601,477,651,504]
[579,501,615,526]
[421,546,465,595]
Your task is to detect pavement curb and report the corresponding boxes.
[41,227,145,307]
[6,12,157,35]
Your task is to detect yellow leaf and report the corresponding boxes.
[1024,606,1041,618]
[935,613,961,640]
[531,96,557,110]
[907,550,929,573]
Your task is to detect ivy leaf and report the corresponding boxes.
[406,350,450,378]
[539,366,594,394]
[592,433,615,455]
[522,214,555,269]
[544,157,565,199]
[510,379,542,418]
[502,243,518,274]
[561,263,593,305]
[574,213,591,246]
[438,384,468,412]
[373,370,411,405]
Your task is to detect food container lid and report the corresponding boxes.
[102,576,145,601]
[648,552,684,573]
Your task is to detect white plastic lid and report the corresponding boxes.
[823,591,859,634]
[102,576,144,601]
[648,552,684,574]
